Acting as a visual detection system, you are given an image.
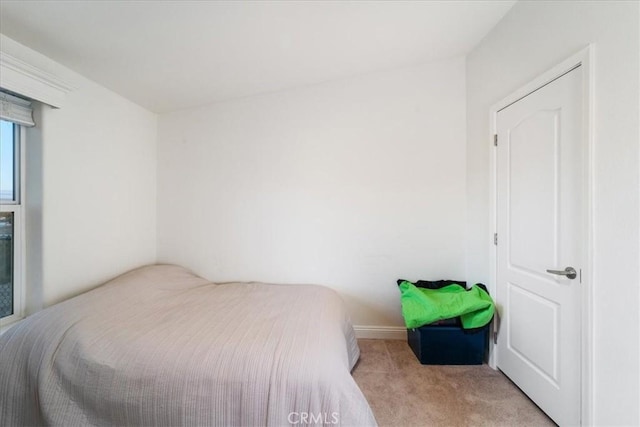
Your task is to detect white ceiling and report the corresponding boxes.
[0,1,515,113]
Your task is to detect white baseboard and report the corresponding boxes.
[353,325,406,340]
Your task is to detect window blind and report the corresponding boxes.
[0,91,34,127]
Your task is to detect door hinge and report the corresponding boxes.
[494,233,498,245]
[493,134,498,146]
[493,331,498,345]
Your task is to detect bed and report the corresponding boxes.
[0,265,376,426]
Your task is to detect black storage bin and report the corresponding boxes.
[407,322,489,365]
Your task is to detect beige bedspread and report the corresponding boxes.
[0,265,376,426]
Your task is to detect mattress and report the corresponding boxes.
[0,265,376,426]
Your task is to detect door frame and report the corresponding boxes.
[488,45,594,425]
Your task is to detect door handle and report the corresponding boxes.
[546,267,577,280]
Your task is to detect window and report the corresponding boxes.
[0,59,60,328]
[0,119,24,323]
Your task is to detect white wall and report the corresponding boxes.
[157,58,467,327]
[465,2,639,425]
[0,35,158,309]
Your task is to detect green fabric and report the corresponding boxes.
[399,281,495,329]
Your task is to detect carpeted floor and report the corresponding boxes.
[352,339,555,427]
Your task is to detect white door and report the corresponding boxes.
[496,66,584,426]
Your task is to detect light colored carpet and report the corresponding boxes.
[352,339,555,427]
